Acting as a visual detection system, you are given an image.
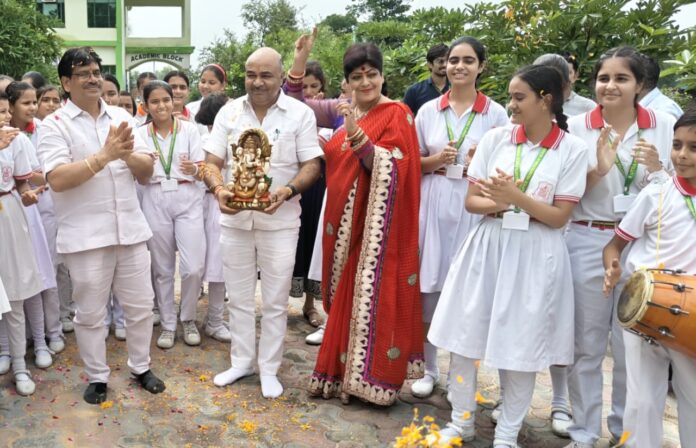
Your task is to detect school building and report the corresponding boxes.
[35,0,194,87]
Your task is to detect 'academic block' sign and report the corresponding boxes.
[126,53,191,70]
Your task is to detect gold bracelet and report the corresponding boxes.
[84,158,97,175]
[287,70,305,80]
[92,154,103,171]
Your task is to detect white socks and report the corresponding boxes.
[213,367,254,387]
[260,375,283,398]
[424,342,440,378]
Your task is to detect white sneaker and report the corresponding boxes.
[563,442,593,448]
[305,325,325,345]
[157,330,176,349]
[491,402,501,423]
[14,370,36,396]
[114,327,126,341]
[182,321,201,346]
[48,338,65,354]
[0,354,10,374]
[35,348,53,369]
[439,422,475,444]
[152,309,161,326]
[204,324,231,342]
[411,372,438,398]
[551,410,573,438]
[493,442,519,448]
[61,316,74,333]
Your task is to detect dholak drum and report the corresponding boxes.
[618,268,696,357]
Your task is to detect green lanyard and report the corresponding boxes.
[514,143,549,212]
[151,119,179,179]
[610,130,642,195]
[445,111,476,152]
[684,195,696,222]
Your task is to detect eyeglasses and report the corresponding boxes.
[71,70,102,81]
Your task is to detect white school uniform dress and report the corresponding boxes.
[137,118,206,332]
[416,91,508,299]
[204,91,323,376]
[38,99,156,383]
[564,91,596,118]
[614,176,696,448]
[565,104,675,444]
[429,123,588,371]
[0,133,43,302]
[639,87,683,120]
[0,276,10,318]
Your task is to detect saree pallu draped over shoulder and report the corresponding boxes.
[309,102,424,406]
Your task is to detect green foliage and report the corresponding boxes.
[0,0,63,79]
[347,0,412,22]
[241,0,300,45]
[321,14,358,35]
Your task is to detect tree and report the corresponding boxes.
[347,0,412,22]
[321,13,358,35]
[0,0,63,79]
[241,0,300,46]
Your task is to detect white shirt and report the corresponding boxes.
[0,132,34,192]
[569,105,675,222]
[564,91,596,118]
[37,99,153,254]
[186,99,210,138]
[640,88,684,120]
[468,124,588,206]
[204,91,323,231]
[416,91,509,162]
[617,176,696,274]
[136,118,204,183]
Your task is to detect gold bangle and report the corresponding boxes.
[84,158,97,175]
[288,70,305,80]
[92,154,103,171]
[212,184,223,197]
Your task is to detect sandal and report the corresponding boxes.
[303,306,324,328]
[133,370,166,394]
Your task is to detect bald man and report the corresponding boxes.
[203,48,322,398]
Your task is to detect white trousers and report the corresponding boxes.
[203,192,225,329]
[63,243,154,383]
[448,353,535,444]
[221,227,299,376]
[566,224,627,443]
[105,294,125,329]
[0,300,28,370]
[623,332,696,448]
[57,263,74,320]
[142,184,206,331]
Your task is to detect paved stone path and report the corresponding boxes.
[0,292,681,447]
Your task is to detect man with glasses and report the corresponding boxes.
[37,47,165,404]
[402,44,450,116]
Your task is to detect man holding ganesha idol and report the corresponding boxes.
[202,46,322,399]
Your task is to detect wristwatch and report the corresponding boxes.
[285,183,298,198]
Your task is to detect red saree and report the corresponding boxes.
[309,102,424,406]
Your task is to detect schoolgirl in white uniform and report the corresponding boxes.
[429,65,588,447]
[5,82,62,368]
[137,81,207,350]
[0,92,45,395]
[187,64,227,137]
[564,46,675,448]
[603,110,696,448]
[413,36,508,398]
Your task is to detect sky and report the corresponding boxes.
[128,0,696,70]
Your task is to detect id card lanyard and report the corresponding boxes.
[444,110,476,164]
[611,129,642,195]
[684,195,696,222]
[151,119,179,180]
[513,143,548,212]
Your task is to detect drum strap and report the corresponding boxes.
[656,187,664,268]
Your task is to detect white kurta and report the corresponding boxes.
[0,276,10,318]
[429,124,588,371]
[416,92,508,293]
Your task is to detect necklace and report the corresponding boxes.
[353,96,381,120]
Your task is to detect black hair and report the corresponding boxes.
[305,61,326,93]
[0,91,8,101]
[0,75,14,83]
[513,65,568,131]
[6,81,35,105]
[201,64,227,85]
[21,71,46,89]
[119,91,136,116]
[195,92,228,126]
[640,53,660,91]
[674,103,696,131]
[142,80,173,104]
[447,36,486,64]
[343,43,383,80]
[533,54,570,89]
[37,84,60,102]
[560,52,579,72]
[136,72,157,89]
[57,47,102,79]
[103,73,120,92]
[593,46,645,85]
[164,70,190,86]
[426,44,449,63]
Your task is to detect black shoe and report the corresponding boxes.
[133,370,165,394]
[83,382,108,404]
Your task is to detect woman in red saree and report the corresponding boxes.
[285,36,424,406]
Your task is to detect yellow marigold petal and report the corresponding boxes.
[449,437,463,447]
[617,431,631,446]
[456,375,464,384]
[100,400,114,409]
[461,411,471,420]
[423,415,434,423]
[198,374,209,382]
[475,391,496,405]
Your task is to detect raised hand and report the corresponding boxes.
[337,91,359,137]
[603,258,622,297]
[293,27,318,71]
[596,126,622,176]
[632,138,661,173]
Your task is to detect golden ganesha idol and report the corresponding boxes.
[226,128,273,210]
